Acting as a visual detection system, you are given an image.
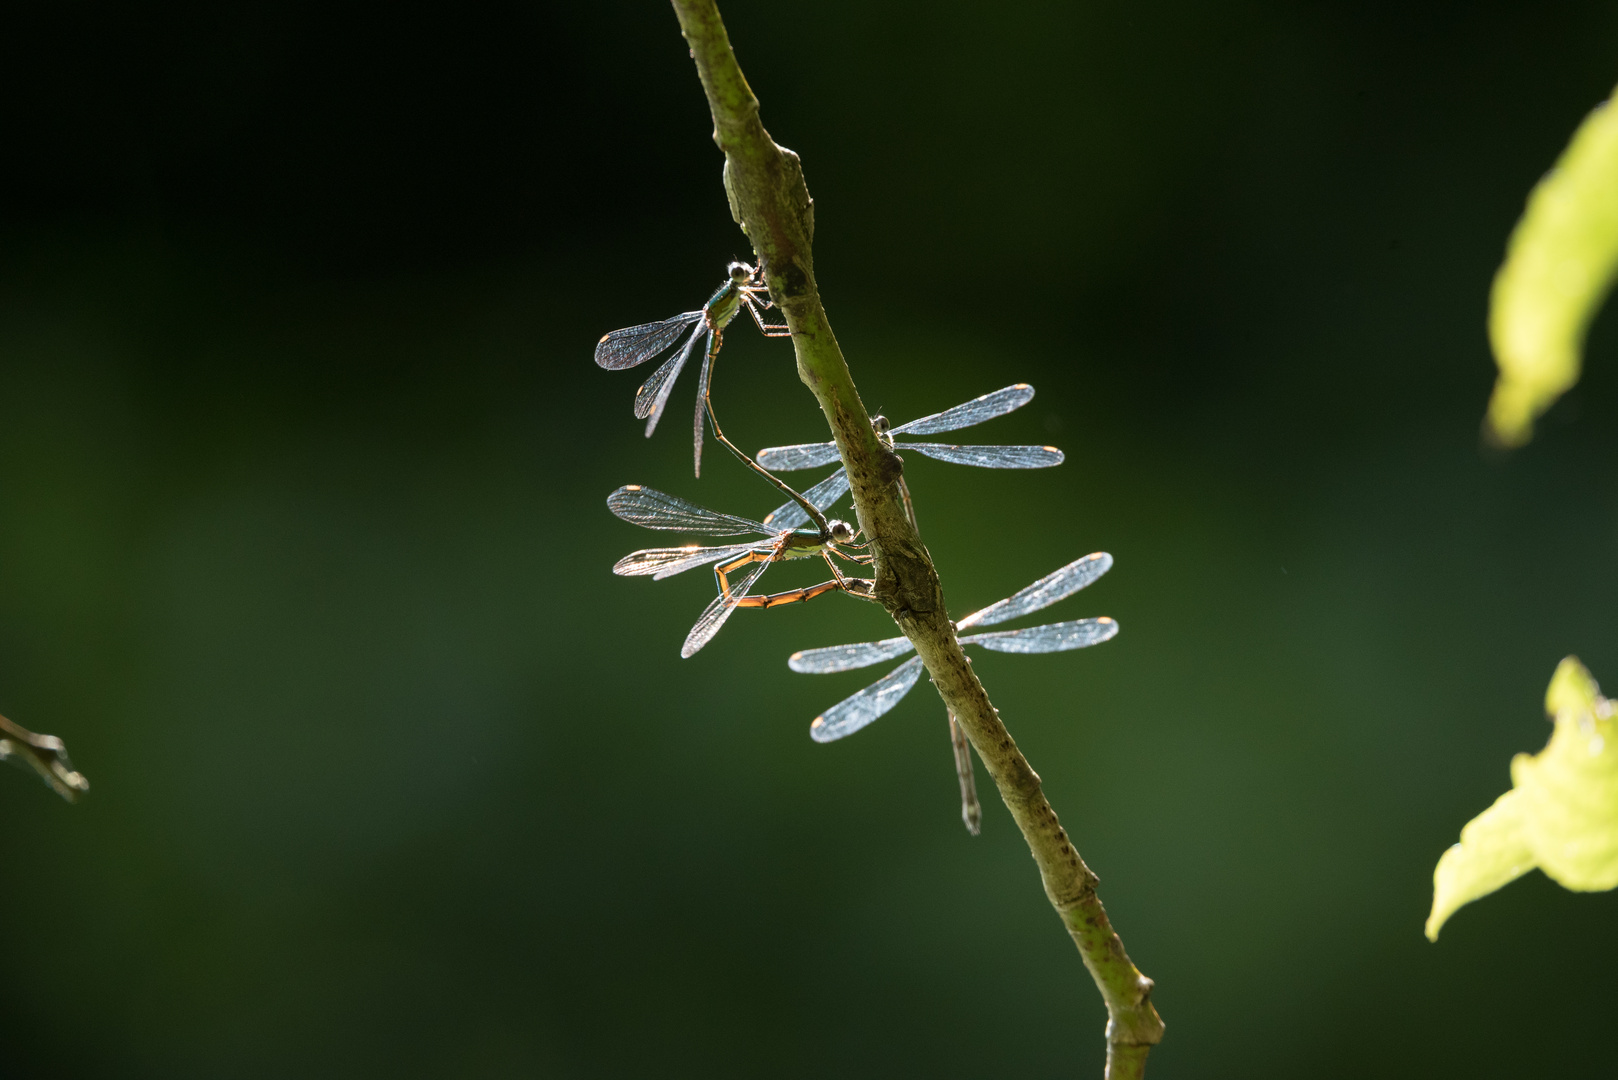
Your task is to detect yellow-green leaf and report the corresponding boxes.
[1513,658,1618,890]
[1426,657,1618,939]
[1485,86,1618,447]
[1426,789,1533,941]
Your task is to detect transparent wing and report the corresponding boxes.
[612,542,763,579]
[956,552,1113,630]
[895,443,1064,469]
[691,338,713,477]
[607,485,769,536]
[890,384,1035,436]
[961,617,1119,654]
[755,441,841,471]
[634,324,705,438]
[809,656,926,743]
[789,635,914,674]
[595,311,703,370]
[681,559,771,658]
[762,468,851,530]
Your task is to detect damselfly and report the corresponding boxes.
[754,384,1063,524]
[595,261,789,477]
[0,712,89,802]
[788,554,1117,833]
[608,477,875,658]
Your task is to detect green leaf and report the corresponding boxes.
[1427,657,1618,939]
[1426,790,1533,942]
[1513,658,1618,890]
[1485,85,1618,448]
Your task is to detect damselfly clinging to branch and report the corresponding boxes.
[608,477,874,658]
[595,260,790,477]
[754,383,1064,525]
[788,554,1117,833]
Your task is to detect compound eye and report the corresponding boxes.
[729,261,753,282]
[871,415,891,434]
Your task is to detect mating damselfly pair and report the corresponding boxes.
[605,373,1070,656]
[594,263,1119,833]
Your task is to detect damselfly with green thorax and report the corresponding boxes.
[595,261,790,477]
[788,554,1117,834]
[754,384,1063,525]
[608,475,875,659]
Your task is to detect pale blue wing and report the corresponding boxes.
[755,441,841,471]
[607,485,769,536]
[788,635,914,673]
[889,384,1035,436]
[761,468,851,530]
[595,311,703,370]
[681,559,770,658]
[634,324,706,436]
[809,656,926,743]
[894,443,1064,468]
[612,542,764,579]
[956,553,1113,630]
[961,617,1119,653]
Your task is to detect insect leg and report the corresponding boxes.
[732,578,847,609]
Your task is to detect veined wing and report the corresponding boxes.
[809,656,926,743]
[691,333,714,477]
[890,384,1035,436]
[681,559,770,658]
[612,542,764,579]
[895,443,1064,468]
[634,324,705,434]
[961,617,1119,653]
[789,635,913,673]
[755,441,841,471]
[762,468,851,530]
[607,485,769,536]
[595,311,702,370]
[956,553,1113,630]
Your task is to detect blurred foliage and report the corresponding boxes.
[1428,657,1618,939]
[1487,83,1618,446]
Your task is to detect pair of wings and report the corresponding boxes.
[595,311,719,474]
[756,383,1064,476]
[790,554,1118,743]
[606,469,853,582]
[606,483,854,658]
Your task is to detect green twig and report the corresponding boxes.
[666,2,1164,1074]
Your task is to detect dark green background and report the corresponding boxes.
[3,1,1617,1075]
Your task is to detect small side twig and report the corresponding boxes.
[666,3,1163,1075]
[0,712,89,802]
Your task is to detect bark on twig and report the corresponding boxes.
[666,2,1163,1074]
